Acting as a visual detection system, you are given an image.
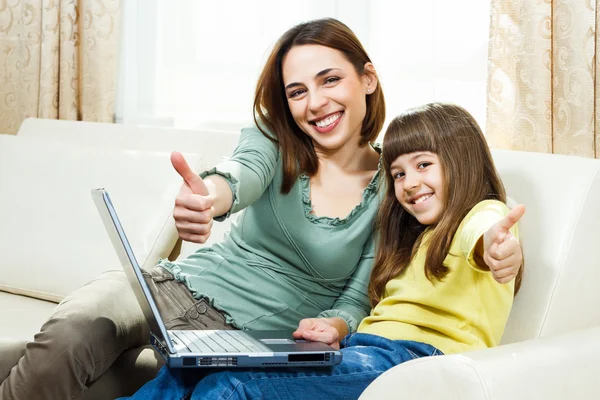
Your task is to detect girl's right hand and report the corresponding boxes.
[293,318,342,350]
[482,204,526,283]
[171,151,216,244]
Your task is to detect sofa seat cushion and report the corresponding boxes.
[0,292,57,343]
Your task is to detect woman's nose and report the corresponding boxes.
[308,90,328,112]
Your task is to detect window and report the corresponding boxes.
[116,0,489,136]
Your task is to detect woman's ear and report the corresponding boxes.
[363,62,378,94]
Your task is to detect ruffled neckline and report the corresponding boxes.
[300,142,382,226]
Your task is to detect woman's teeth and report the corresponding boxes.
[315,112,341,128]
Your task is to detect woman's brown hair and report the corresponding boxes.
[368,103,523,307]
[253,18,386,193]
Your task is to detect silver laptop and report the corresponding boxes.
[91,188,342,368]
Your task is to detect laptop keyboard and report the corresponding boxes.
[171,330,272,353]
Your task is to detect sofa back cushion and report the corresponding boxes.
[492,149,600,343]
[17,118,240,173]
[16,118,243,261]
[0,134,202,302]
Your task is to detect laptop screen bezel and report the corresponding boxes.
[91,188,176,354]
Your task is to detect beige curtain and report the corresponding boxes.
[0,0,120,135]
[487,0,599,158]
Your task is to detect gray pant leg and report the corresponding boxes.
[143,266,234,330]
[0,270,148,400]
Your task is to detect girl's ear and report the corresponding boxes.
[363,62,378,94]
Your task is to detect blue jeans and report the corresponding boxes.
[121,333,442,400]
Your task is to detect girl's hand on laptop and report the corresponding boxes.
[171,151,216,244]
[293,318,344,350]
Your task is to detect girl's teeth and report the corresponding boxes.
[415,194,432,204]
[315,113,341,128]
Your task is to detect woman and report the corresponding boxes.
[1,18,381,400]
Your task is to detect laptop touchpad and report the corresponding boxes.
[261,339,296,344]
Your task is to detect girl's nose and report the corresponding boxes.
[403,173,420,192]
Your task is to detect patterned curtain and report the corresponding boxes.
[0,0,121,135]
[487,0,599,158]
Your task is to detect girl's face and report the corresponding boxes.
[390,151,446,225]
[282,44,375,153]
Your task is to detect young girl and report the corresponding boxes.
[123,102,525,400]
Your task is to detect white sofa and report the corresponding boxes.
[1,118,600,399]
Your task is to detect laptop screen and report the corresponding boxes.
[91,188,176,354]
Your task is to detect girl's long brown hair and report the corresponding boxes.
[253,18,386,193]
[368,103,523,307]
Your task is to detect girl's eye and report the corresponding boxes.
[324,76,340,85]
[393,171,405,180]
[417,162,431,170]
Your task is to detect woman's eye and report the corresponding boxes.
[289,89,306,98]
[417,162,431,169]
[324,76,340,85]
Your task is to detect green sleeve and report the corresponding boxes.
[317,234,374,333]
[200,126,279,220]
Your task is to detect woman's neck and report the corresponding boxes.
[314,137,379,174]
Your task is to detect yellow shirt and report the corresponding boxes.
[358,200,517,354]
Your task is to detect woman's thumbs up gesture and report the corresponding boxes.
[171,151,216,244]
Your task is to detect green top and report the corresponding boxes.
[160,126,382,333]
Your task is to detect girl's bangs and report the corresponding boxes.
[382,116,437,167]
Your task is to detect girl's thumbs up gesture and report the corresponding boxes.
[482,204,526,284]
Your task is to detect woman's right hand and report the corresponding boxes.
[171,151,216,244]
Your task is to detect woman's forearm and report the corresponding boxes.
[204,175,234,218]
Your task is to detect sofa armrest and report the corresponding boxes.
[359,325,600,400]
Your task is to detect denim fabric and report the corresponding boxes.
[120,333,442,400]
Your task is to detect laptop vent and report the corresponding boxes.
[198,357,238,366]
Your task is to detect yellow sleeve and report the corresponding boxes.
[459,200,518,272]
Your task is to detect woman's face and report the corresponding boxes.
[282,44,376,153]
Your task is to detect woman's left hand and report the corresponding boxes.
[483,204,526,284]
[292,318,342,350]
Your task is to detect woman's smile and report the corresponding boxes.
[311,111,344,133]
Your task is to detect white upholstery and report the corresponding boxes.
[0,292,56,342]
[2,118,600,399]
[493,150,600,342]
[16,118,240,258]
[0,134,201,303]
[17,117,240,172]
[359,325,600,400]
